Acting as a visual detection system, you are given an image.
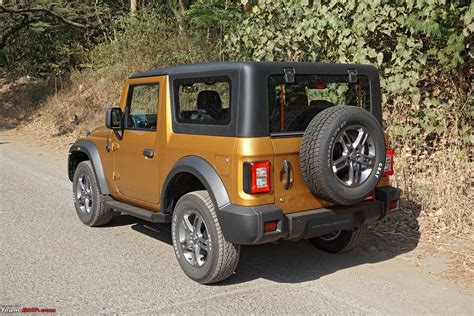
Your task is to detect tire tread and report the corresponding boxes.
[300,106,385,204]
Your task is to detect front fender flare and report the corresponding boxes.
[68,140,110,195]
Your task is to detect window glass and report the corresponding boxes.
[127,84,159,130]
[269,75,370,133]
[175,77,231,125]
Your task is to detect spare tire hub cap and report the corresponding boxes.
[331,125,375,187]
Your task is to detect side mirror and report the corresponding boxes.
[105,107,123,130]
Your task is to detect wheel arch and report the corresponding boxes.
[68,140,110,195]
[161,156,230,214]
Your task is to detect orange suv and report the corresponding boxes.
[68,62,400,284]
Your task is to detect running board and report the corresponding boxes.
[104,198,171,223]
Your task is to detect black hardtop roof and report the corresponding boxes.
[129,61,377,79]
[128,61,381,137]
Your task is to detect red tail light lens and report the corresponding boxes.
[389,199,399,210]
[264,220,278,233]
[243,161,271,194]
[383,149,394,176]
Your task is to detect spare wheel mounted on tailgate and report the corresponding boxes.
[300,105,386,205]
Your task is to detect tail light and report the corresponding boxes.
[389,199,399,210]
[243,161,271,194]
[383,149,394,176]
[264,220,278,233]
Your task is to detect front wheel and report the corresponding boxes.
[72,161,113,226]
[171,190,240,284]
[309,226,367,253]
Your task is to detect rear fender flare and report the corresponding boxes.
[161,156,230,213]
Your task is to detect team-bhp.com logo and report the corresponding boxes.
[1,305,56,313]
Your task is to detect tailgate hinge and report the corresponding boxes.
[284,67,296,83]
[347,69,358,83]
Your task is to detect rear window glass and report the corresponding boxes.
[269,75,370,134]
[175,77,231,125]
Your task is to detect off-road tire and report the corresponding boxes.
[300,106,386,205]
[309,226,367,253]
[171,190,240,284]
[72,161,113,226]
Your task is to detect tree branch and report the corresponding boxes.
[0,5,88,29]
[1,14,35,49]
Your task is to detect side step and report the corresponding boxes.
[104,198,171,223]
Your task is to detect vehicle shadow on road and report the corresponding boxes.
[107,198,421,285]
[226,199,422,285]
[108,212,173,244]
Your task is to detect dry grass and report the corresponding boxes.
[393,147,473,236]
[25,71,122,138]
[0,77,57,128]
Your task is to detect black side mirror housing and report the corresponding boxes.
[105,107,123,130]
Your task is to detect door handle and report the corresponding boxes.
[143,149,154,158]
[283,160,292,190]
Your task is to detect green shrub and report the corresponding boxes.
[223,0,473,231]
[92,7,215,81]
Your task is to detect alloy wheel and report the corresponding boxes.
[178,211,210,267]
[76,174,93,214]
[331,124,376,187]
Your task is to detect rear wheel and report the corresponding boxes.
[309,226,367,253]
[171,190,240,284]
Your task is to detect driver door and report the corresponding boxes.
[112,77,164,205]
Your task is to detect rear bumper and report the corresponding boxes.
[219,186,401,245]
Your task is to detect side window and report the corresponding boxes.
[175,77,231,125]
[126,84,159,130]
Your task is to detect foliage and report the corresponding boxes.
[3,22,89,77]
[1,0,112,77]
[187,0,241,46]
[223,0,473,230]
[92,6,215,81]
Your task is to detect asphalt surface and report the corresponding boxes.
[1,130,473,314]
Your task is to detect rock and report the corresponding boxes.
[71,114,79,125]
[435,208,444,217]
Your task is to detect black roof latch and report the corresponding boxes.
[284,67,296,83]
[348,69,358,83]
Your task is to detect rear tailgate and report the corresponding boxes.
[268,69,388,213]
[271,137,333,213]
[271,136,391,214]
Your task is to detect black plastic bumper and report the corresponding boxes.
[219,186,401,245]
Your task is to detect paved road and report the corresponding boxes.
[1,131,473,314]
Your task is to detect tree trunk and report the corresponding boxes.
[130,0,137,16]
[169,0,187,38]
